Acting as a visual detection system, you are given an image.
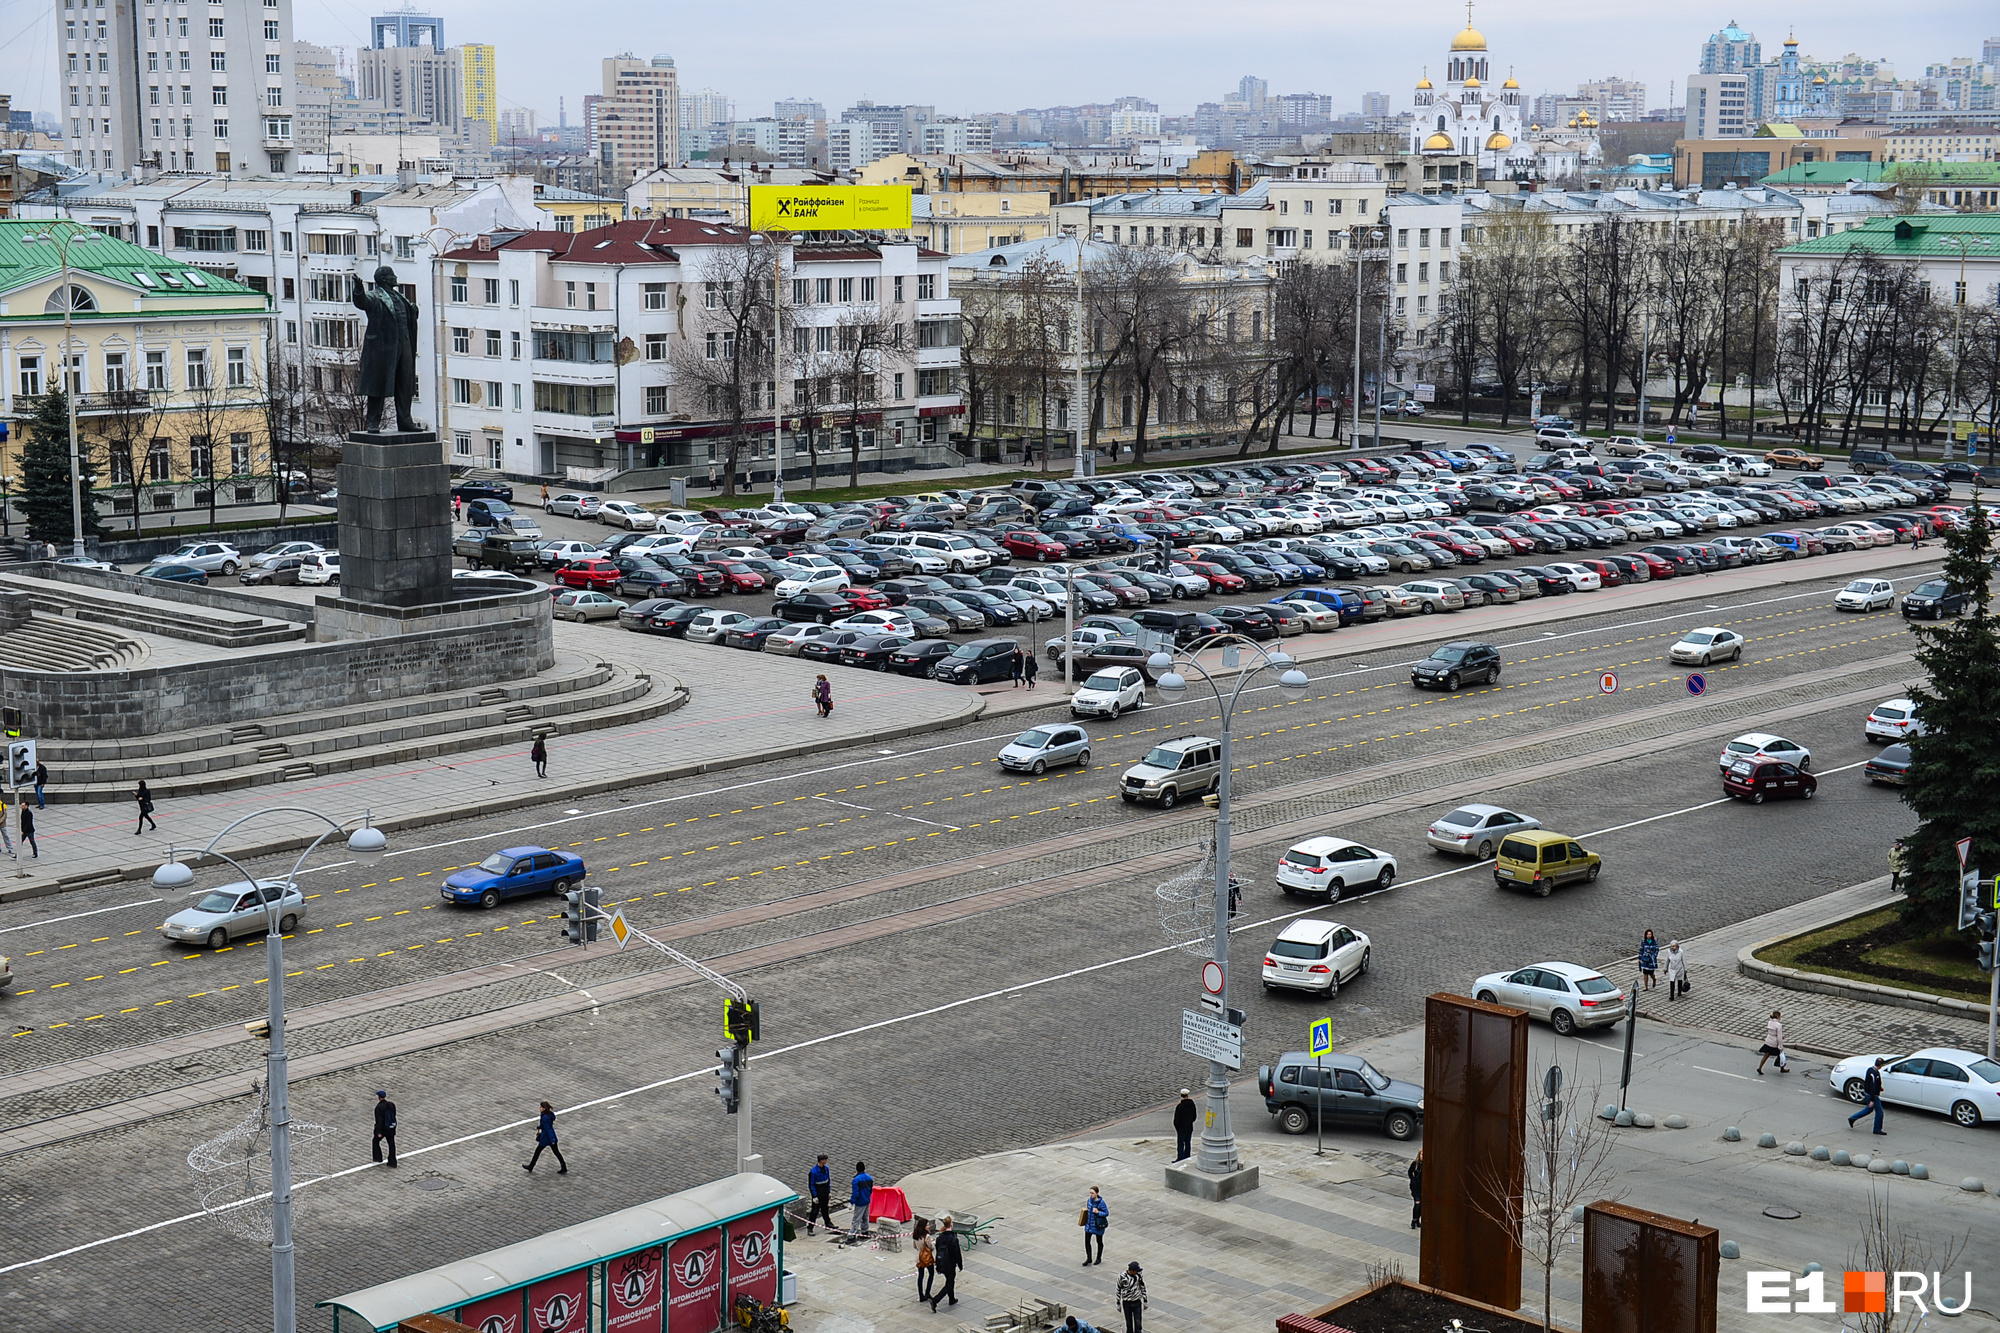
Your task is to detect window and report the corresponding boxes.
[188,435,214,477]
[487,380,503,407]
[447,274,468,302]
[643,282,667,310]
[1418,262,1429,282]
[792,278,810,305]
[243,228,267,252]
[145,350,168,390]
[279,230,292,253]
[893,372,905,400]
[104,351,128,392]
[454,432,472,457]
[212,118,228,138]
[1396,228,1408,247]
[917,367,954,397]
[509,331,522,360]
[230,432,252,475]
[208,16,223,36]
[1250,310,1261,341]
[210,50,225,71]
[816,327,832,354]
[263,18,279,38]
[511,384,521,410]
[861,276,876,302]
[917,273,937,300]
[566,281,578,308]
[645,332,667,361]
[148,439,173,482]
[585,282,598,311]
[17,356,41,397]
[185,346,208,388]
[534,330,614,362]
[894,275,905,302]
[532,382,616,416]
[452,377,476,404]
[484,329,501,357]
[265,54,281,75]
[308,318,357,348]
[308,232,357,256]
[226,346,247,386]
[451,327,470,355]
[508,279,520,307]
[172,225,236,252]
[839,277,855,303]
[645,385,669,415]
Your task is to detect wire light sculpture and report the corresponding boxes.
[1156,840,1219,957]
[187,1079,331,1243]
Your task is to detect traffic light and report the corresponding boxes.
[4,741,32,789]
[1977,911,1998,972]
[583,887,602,943]
[715,1045,741,1113]
[1,706,22,739]
[564,889,585,944]
[725,997,760,1045]
[1960,871,1985,932]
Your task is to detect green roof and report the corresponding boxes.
[0,218,266,305]
[1781,213,2000,258]
[1760,161,2000,186]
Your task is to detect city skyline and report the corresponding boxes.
[5,0,1992,139]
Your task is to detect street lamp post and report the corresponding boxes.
[1148,640,1310,1176]
[1348,229,1386,450]
[25,224,102,558]
[1938,236,1995,460]
[152,809,388,1333]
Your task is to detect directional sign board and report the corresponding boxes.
[1309,1017,1334,1059]
[1686,672,1707,697]
[1182,1009,1243,1070]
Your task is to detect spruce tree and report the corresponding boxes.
[18,388,109,544]
[1900,502,2000,934]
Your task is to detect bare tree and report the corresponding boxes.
[1846,1188,1968,1333]
[670,243,779,499]
[828,300,908,488]
[179,355,257,532]
[1090,246,1201,466]
[1465,213,1556,426]
[1775,249,1867,448]
[1548,216,1646,432]
[1469,1062,1623,1333]
[91,379,163,538]
[1645,224,1724,426]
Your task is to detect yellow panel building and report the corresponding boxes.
[462,43,498,147]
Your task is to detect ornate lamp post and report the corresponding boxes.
[24,223,102,557]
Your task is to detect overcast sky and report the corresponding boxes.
[6,0,1993,126]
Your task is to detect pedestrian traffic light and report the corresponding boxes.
[725,997,759,1045]
[564,889,585,944]
[4,740,32,790]
[715,1045,741,1113]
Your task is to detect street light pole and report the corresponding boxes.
[28,225,101,558]
[1150,640,1310,1175]
[153,809,388,1333]
[1072,226,1087,478]
[1939,236,1994,460]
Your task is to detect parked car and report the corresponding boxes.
[552,590,626,622]
[597,501,658,530]
[244,540,323,570]
[296,551,341,585]
[1864,697,1926,743]
[162,541,244,575]
[161,879,304,947]
[1472,961,1626,1034]
[1258,1052,1423,1139]
[930,638,1024,685]
[1719,732,1811,773]
[1864,743,1914,786]
[1829,1048,2000,1127]
[545,493,602,518]
[451,479,514,503]
[238,555,307,586]
[135,561,210,584]
[439,845,586,909]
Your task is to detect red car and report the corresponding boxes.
[1631,551,1677,579]
[1414,530,1485,562]
[556,558,623,591]
[1183,561,1245,592]
[1002,530,1066,561]
[705,560,767,593]
[1577,558,1623,588]
[1526,475,1581,500]
[837,586,891,612]
[1723,760,1818,803]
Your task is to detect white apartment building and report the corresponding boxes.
[1685,74,1752,140]
[827,120,902,172]
[62,0,299,175]
[435,219,962,480]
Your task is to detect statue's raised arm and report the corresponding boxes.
[355,264,420,434]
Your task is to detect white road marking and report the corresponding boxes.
[1692,1065,1755,1081]
[0,899,163,933]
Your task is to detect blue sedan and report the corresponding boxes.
[440,845,587,909]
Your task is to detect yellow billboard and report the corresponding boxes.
[749,185,913,232]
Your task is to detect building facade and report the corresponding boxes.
[1408,18,1532,178]
[597,55,680,182]
[1684,73,1752,139]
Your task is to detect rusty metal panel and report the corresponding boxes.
[1419,992,1527,1311]
[398,1315,477,1333]
[1583,1201,1719,1333]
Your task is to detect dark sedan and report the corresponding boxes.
[1639,545,1702,576]
[1210,605,1279,640]
[644,604,707,637]
[618,597,687,632]
[1864,743,1913,786]
[773,592,861,624]
[838,633,914,670]
[135,562,209,584]
[888,639,956,676]
[724,616,792,650]
[617,567,688,600]
[655,555,726,596]
[798,629,875,663]
[1510,566,1576,596]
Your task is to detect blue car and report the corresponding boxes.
[135,562,209,584]
[440,845,587,909]
[1281,587,1367,624]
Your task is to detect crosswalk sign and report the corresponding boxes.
[1309,1017,1333,1058]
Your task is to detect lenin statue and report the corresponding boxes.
[354,264,420,433]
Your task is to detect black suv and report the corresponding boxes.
[1258,1052,1424,1140]
[1411,640,1502,691]
[930,638,1023,684]
[1849,448,1897,475]
[1900,579,1966,620]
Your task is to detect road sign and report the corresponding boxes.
[1959,838,1974,873]
[1665,428,1677,446]
[1181,1009,1243,1070]
[609,909,631,950]
[1201,960,1224,995]
[1309,1017,1334,1058]
[1686,672,1707,697]
[1599,672,1619,694]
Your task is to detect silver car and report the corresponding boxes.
[1472,961,1626,1034]
[1425,804,1539,859]
[1398,580,1466,613]
[162,878,306,949]
[164,541,245,574]
[244,540,323,569]
[997,723,1092,774]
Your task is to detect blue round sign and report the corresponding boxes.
[1687,673,1708,697]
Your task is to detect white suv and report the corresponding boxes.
[1261,919,1372,997]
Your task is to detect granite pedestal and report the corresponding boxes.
[337,430,451,609]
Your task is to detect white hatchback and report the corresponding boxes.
[1864,697,1926,743]
[1835,578,1896,611]
[1276,837,1397,901]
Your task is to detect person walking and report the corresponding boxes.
[523,1100,567,1174]
[134,780,157,835]
[849,1161,873,1237]
[1662,939,1687,1001]
[805,1154,834,1235]
[1011,650,1025,688]
[1023,651,1038,689]
[452,494,463,521]
[0,793,13,857]
[1637,930,1660,991]
[372,1090,398,1167]
[530,735,549,779]
[1408,1148,1423,1229]
[1081,1185,1108,1266]
[1757,1010,1790,1075]
[912,1215,935,1303]
[928,1214,963,1310]
[708,463,720,491]
[540,482,550,507]
[1116,1262,1148,1333]
[813,675,833,719]
[18,803,36,858]
[1171,1089,1198,1162]
[1848,1058,1888,1134]
[32,759,47,809]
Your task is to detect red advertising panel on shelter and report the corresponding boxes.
[457,1291,523,1333]
[667,1229,725,1333]
[606,1247,664,1333]
[726,1209,780,1307]
[528,1267,590,1333]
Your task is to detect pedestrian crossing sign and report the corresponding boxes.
[609,909,630,950]
[1309,1017,1334,1058]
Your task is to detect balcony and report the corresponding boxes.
[531,306,616,331]
[20,389,161,414]
[530,358,616,384]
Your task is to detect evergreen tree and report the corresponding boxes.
[1900,502,2000,935]
[18,388,109,544]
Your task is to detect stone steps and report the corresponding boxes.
[45,658,685,799]
[0,615,148,672]
[1,574,306,648]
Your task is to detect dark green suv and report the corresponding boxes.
[1258,1052,1424,1139]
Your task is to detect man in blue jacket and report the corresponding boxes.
[849,1161,874,1237]
[806,1155,833,1235]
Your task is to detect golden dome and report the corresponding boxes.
[1451,25,1487,51]
[1502,75,1519,89]
[1416,77,1433,89]
[1464,76,1482,88]
[1424,131,1455,151]
[1486,131,1513,150]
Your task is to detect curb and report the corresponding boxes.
[1735,882,1996,1021]
[0,690,987,905]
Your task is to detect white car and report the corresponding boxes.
[772,557,852,597]
[245,540,323,569]
[990,585,1058,619]
[297,551,341,585]
[1864,697,1927,743]
[1274,600,1341,631]
[685,609,756,643]
[546,493,602,518]
[1276,837,1397,901]
[1718,731,1811,774]
[1070,666,1146,719]
[597,501,658,530]
[1472,962,1626,1034]
[538,540,603,569]
[1183,516,1245,543]
[1543,563,1603,592]
[1830,1047,2000,1127]
[1615,513,1682,539]
[832,610,917,635]
[1728,455,1773,477]
[1669,626,1745,666]
[1425,804,1540,859]
[1261,919,1372,998]
[1044,625,1129,660]
[162,878,306,948]
[1835,578,1896,611]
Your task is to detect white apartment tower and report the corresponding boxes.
[64,0,298,175]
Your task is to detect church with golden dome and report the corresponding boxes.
[1409,4,1535,178]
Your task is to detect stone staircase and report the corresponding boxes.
[0,614,148,672]
[40,652,687,799]
[0,574,306,648]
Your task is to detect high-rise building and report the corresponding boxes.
[1685,73,1751,138]
[597,54,680,180]
[1577,76,1646,122]
[774,98,824,122]
[62,0,299,174]
[839,102,934,154]
[1361,92,1391,119]
[291,40,343,153]
[680,88,733,153]
[497,107,538,143]
[357,13,462,139]
[461,42,496,145]
[1696,20,1768,122]
[1236,75,1268,110]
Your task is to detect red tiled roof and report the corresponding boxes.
[440,217,753,264]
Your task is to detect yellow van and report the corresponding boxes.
[1493,831,1601,897]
